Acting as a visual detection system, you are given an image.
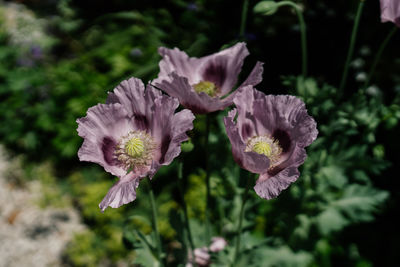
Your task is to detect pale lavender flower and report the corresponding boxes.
[186,237,228,266]
[380,0,400,27]
[154,42,264,114]
[224,87,317,199]
[209,237,228,252]
[77,77,195,211]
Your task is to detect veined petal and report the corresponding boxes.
[99,171,147,212]
[77,76,195,211]
[224,109,270,173]
[237,61,264,90]
[254,166,300,199]
[148,94,195,177]
[156,72,235,114]
[154,43,262,114]
[155,47,202,85]
[224,87,317,199]
[253,95,318,148]
[77,103,134,177]
[198,42,249,96]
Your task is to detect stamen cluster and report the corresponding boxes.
[193,81,219,97]
[245,135,282,167]
[115,130,157,170]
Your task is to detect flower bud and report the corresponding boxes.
[254,1,279,16]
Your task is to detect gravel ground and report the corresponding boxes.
[0,146,86,267]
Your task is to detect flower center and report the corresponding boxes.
[125,137,145,157]
[193,81,218,97]
[253,141,272,157]
[245,135,282,167]
[115,131,157,170]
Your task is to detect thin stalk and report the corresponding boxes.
[276,1,308,77]
[232,173,253,264]
[177,160,195,259]
[297,6,307,77]
[239,0,249,38]
[364,26,397,88]
[147,178,163,265]
[205,114,211,242]
[339,0,365,95]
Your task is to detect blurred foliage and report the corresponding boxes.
[1,0,400,266]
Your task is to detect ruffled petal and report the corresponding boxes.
[232,86,266,140]
[198,42,249,96]
[155,72,235,114]
[254,166,300,199]
[162,109,195,165]
[99,171,148,212]
[155,47,202,85]
[254,145,306,199]
[253,95,318,148]
[106,78,162,131]
[237,61,264,90]
[224,109,270,173]
[148,95,195,177]
[77,103,134,177]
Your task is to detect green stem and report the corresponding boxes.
[147,178,163,265]
[239,0,249,38]
[177,160,195,259]
[275,1,308,77]
[364,26,397,88]
[339,0,365,95]
[233,173,253,264]
[205,114,211,242]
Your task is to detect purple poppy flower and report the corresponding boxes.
[224,87,317,199]
[77,77,195,211]
[153,42,264,114]
[380,0,400,27]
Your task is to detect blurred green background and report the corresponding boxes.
[0,0,399,266]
